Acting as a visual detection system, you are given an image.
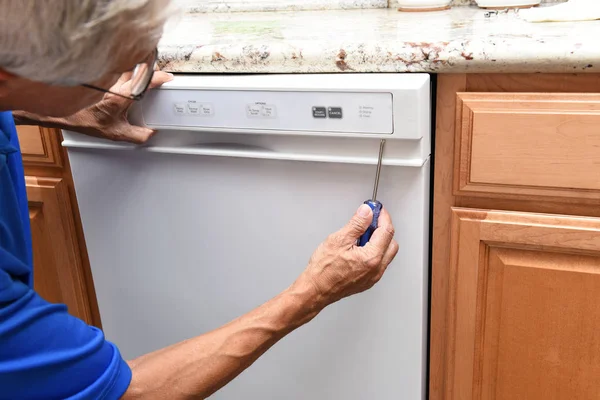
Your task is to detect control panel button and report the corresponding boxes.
[328,107,343,119]
[246,104,262,118]
[262,104,277,118]
[200,103,214,116]
[312,106,327,118]
[173,103,186,115]
[187,101,200,115]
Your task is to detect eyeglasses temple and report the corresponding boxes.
[81,83,138,101]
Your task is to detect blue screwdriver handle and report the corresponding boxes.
[358,199,383,247]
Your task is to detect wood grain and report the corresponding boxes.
[430,73,468,399]
[59,134,102,329]
[431,73,600,400]
[27,177,94,324]
[455,92,600,200]
[456,195,600,220]
[16,126,102,328]
[447,208,600,400]
[18,125,62,167]
[466,74,600,93]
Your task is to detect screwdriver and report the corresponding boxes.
[358,139,386,247]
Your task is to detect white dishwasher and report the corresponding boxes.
[62,73,431,400]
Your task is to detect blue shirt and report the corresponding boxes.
[0,112,132,399]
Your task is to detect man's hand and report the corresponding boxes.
[297,204,399,309]
[13,71,173,144]
[61,71,174,144]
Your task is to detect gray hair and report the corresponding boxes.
[0,0,175,85]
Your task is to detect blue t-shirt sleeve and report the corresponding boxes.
[1,112,132,400]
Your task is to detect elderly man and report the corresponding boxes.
[0,1,398,399]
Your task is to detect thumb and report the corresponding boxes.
[339,204,373,245]
[148,71,174,90]
[120,125,156,145]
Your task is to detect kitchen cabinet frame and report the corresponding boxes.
[430,73,600,400]
[17,125,101,327]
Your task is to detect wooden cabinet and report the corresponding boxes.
[431,74,600,400]
[16,125,101,327]
[455,92,600,200]
[17,125,63,167]
[447,208,600,400]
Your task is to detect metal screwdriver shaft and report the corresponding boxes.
[358,139,386,247]
[372,139,386,202]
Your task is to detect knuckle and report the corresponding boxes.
[382,224,395,238]
[387,225,395,237]
[364,252,383,268]
[324,233,336,244]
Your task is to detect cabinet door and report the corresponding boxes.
[17,125,62,167]
[27,176,95,324]
[454,92,600,201]
[446,208,600,400]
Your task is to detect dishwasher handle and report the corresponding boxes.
[61,139,428,167]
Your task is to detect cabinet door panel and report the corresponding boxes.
[27,177,94,324]
[455,93,600,201]
[447,208,600,400]
[18,125,62,167]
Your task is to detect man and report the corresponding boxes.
[0,1,399,399]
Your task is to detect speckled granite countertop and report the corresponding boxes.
[157,6,600,74]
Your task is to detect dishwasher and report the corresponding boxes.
[62,73,431,400]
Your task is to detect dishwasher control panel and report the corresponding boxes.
[143,90,393,134]
[138,74,430,139]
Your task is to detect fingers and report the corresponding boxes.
[108,71,172,96]
[373,239,399,282]
[364,207,395,254]
[121,126,156,144]
[338,204,373,246]
[376,206,393,229]
[148,71,174,90]
[116,71,133,85]
[381,239,399,269]
[107,72,134,95]
[368,209,398,280]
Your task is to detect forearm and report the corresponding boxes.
[12,110,81,130]
[123,278,323,399]
[12,109,110,140]
[13,105,155,144]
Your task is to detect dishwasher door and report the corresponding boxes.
[62,73,431,400]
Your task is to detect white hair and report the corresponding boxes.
[0,0,175,85]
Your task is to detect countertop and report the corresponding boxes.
[157,6,600,74]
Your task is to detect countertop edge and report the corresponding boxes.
[157,7,600,74]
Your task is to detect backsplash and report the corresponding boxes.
[175,0,564,13]
[175,0,387,13]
